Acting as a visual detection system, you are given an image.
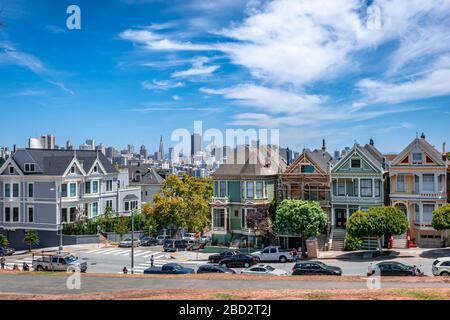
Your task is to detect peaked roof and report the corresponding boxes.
[391,137,445,166]
[285,148,333,174]
[125,165,164,185]
[9,149,118,175]
[332,143,384,173]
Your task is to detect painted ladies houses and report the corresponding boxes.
[0,148,141,247]
[388,134,447,248]
[330,140,387,250]
[210,147,285,246]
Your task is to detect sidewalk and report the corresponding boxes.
[12,243,110,256]
[319,247,449,260]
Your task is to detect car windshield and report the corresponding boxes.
[315,261,327,268]
[173,264,183,270]
[123,238,131,241]
[265,266,275,271]
[65,255,77,263]
[433,260,440,266]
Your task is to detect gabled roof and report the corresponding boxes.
[332,143,384,173]
[390,137,445,166]
[10,149,118,176]
[284,148,333,174]
[125,165,164,185]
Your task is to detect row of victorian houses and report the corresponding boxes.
[210,134,449,250]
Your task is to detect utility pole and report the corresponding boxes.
[131,209,135,274]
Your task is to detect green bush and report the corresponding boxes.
[344,234,363,251]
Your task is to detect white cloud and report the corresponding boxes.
[171,56,219,78]
[172,95,181,100]
[141,79,184,90]
[200,84,323,114]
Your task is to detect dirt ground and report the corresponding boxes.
[0,288,449,300]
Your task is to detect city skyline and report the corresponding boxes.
[0,1,449,155]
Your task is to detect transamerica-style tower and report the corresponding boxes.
[158,135,164,161]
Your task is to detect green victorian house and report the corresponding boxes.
[210,147,285,246]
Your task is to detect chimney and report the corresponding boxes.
[286,147,291,165]
[322,139,326,152]
[420,132,426,139]
[369,138,374,146]
[13,144,16,153]
[443,142,446,155]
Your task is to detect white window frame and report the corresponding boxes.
[422,204,435,224]
[218,181,227,198]
[69,182,77,198]
[24,163,35,172]
[105,200,113,209]
[422,174,434,192]
[242,208,256,229]
[351,158,361,168]
[12,183,20,198]
[396,175,405,192]
[360,179,373,197]
[91,202,98,217]
[28,182,34,199]
[4,183,11,198]
[213,208,225,229]
[412,152,423,164]
[92,180,99,194]
[27,205,34,223]
[4,206,11,222]
[255,181,264,199]
[9,166,14,174]
[106,180,113,192]
[12,206,20,222]
[246,181,254,199]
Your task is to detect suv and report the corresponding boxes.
[432,258,450,276]
[0,246,15,256]
[163,239,188,252]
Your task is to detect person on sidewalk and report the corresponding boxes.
[0,256,5,269]
[291,247,298,262]
[150,255,154,268]
[122,266,128,274]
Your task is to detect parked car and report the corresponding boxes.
[197,264,236,274]
[156,235,169,245]
[182,233,196,241]
[367,262,423,276]
[432,258,450,276]
[143,263,195,274]
[251,246,293,263]
[140,236,158,246]
[32,252,87,272]
[208,250,240,263]
[218,254,258,268]
[200,235,212,244]
[118,238,141,247]
[163,239,189,252]
[242,264,288,276]
[292,261,342,276]
[0,246,15,256]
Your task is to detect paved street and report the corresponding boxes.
[3,244,447,276]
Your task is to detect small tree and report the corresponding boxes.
[0,234,9,247]
[274,199,327,257]
[23,230,40,252]
[432,204,450,247]
[114,216,129,241]
[246,204,277,246]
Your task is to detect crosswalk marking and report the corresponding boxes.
[97,248,120,254]
[86,248,106,253]
[112,250,129,256]
[135,251,152,257]
[102,249,125,255]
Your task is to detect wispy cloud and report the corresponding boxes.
[141,79,184,90]
[171,56,219,78]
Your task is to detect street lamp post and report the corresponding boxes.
[131,209,135,274]
[50,185,63,252]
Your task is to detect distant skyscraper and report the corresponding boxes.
[127,144,135,155]
[158,136,164,161]
[333,150,340,160]
[191,133,201,156]
[66,139,73,150]
[105,146,120,159]
[40,134,56,149]
[85,139,96,150]
[168,147,174,161]
[28,138,43,149]
[140,145,148,159]
[96,143,106,155]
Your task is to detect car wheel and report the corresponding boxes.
[440,271,450,277]
[279,256,287,263]
[36,265,43,272]
[220,263,227,268]
[244,262,250,268]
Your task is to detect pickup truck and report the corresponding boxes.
[143,263,195,274]
[32,252,87,272]
[251,246,293,263]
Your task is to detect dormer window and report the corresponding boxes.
[9,166,15,174]
[24,163,35,172]
[93,166,98,173]
[412,152,423,164]
[70,166,76,174]
[351,158,361,168]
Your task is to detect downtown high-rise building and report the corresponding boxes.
[191,133,201,156]
[139,145,148,159]
[158,136,164,161]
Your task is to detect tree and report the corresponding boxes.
[432,204,450,247]
[273,199,328,257]
[0,234,9,247]
[151,174,213,235]
[246,200,278,246]
[23,230,39,252]
[347,206,408,254]
[114,216,129,241]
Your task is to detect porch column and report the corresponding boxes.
[434,174,438,193]
[346,206,349,224]
[224,208,228,232]
[331,207,335,226]
[418,173,423,193]
[372,178,375,198]
[211,207,214,230]
[357,178,360,197]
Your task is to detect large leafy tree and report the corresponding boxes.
[151,174,213,235]
[246,200,278,246]
[347,206,408,254]
[23,230,40,252]
[114,216,129,241]
[432,204,450,247]
[274,199,327,257]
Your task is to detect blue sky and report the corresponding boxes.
[0,0,449,154]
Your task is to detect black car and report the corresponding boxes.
[208,250,240,263]
[197,264,236,274]
[163,239,189,252]
[367,262,421,276]
[0,246,15,257]
[218,254,258,268]
[292,261,342,276]
[140,236,158,246]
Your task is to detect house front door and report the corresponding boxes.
[335,209,347,228]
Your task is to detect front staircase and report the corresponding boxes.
[329,228,346,251]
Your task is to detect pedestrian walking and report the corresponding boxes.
[0,256,5,270]
[12,264,19,270]
[122,266,128,274]
[22,262,29,271]
[290,247,298,262]
[150,255,154,268]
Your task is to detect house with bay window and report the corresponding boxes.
[330,140,387,250]
[0,148,141,247]
[210,147,284,246]
[388,134,447,248]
